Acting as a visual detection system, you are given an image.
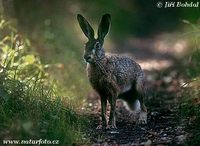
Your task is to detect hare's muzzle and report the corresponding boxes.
[84,55,94,63]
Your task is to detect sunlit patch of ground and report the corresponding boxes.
[138,59,173,71]
[113,32,188,71]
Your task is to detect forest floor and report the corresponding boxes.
[84,34,190,145]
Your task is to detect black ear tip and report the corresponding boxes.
[103,13,111,19]
[77,14,83,20]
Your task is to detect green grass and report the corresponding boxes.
[180,78,200,145]
[179,20,200,145]
[0,18,89,145]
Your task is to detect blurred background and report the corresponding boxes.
[0,0,200,145]
[2,0,200,98]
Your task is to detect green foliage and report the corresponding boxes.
[180,78,200,145]
[179,20,200,145]
[0,18,88,145]
[185,49,200,78]
[182,19,200,78]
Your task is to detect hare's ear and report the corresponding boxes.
[98,14,111,41]
[77,14,94,40]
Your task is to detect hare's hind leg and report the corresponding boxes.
[136,77,147,124]
[118,85,140,122]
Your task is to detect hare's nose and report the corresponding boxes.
[84,55,92,62]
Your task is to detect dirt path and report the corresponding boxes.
[85,34,188,145]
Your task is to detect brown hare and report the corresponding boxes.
[77,14,147,129]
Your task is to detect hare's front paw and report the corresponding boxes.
[106,124,117,129]
[137,112,147,124]
[96,124,104,130]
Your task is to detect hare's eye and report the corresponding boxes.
[95,42,100,49]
